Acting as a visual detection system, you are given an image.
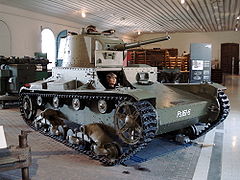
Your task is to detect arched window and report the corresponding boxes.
[41,28,55,69]
[56,30,68,67]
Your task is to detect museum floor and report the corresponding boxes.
[0,74,239,180]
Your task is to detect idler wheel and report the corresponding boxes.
[114,101,142,145]
[66,129,74,144]
[21,95,37,120]
[57,125,66,139]
[184,125,199,139]
[90,99,112,114]
[98,100,108,114]
[53,96,60,108]
[66,129,80,145]
[91,142,122,160]
[37,96,43,106]
[49,125,58,135]
[104,142,122,159]
[72,98,84,110]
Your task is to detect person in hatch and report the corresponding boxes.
[106,72,118,89]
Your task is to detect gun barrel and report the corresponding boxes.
[113,35,170,50]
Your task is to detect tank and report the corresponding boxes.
[19,31,230,166]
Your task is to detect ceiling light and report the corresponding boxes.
[181,0,185,4]
[237,16,240,20]
[235,27,238,31]
[81,11,86,18]
[137,31,141,35]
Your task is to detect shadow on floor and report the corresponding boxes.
[124,137,192,166]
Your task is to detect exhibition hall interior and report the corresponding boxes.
[0,0,239,179]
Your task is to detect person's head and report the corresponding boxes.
[106,72,117,88]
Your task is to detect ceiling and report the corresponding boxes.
[0,0,239,36]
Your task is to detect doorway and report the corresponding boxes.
[221,43,239,74]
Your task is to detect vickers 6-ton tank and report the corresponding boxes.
[19,29,230,165]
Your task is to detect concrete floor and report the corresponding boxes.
[0,74,239,180]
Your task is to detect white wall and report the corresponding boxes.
[0,20,11,56]
[0,4,135,58]
[0,4,83,57]
[136,31,240,61]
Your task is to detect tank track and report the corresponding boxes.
[189,89,230,140]
[19,91,157,166]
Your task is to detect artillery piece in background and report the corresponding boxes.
[19,29,230,166]
[0,55,49,108]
